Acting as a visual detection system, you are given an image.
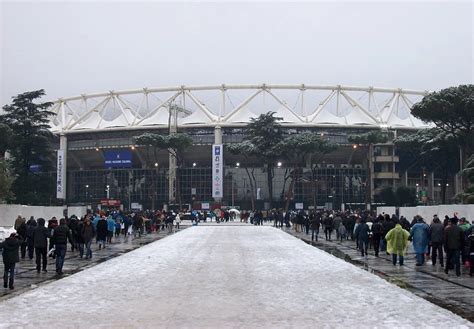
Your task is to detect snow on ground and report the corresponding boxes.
[0,226,472,328]
[0,227,15,242]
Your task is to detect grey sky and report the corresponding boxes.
[1,1,472,106]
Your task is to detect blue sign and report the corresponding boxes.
[29,164,42,173]
[214,146,220,155]
[104,150,132,168]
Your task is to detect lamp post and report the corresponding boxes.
[85,184,89,201]
[106,185,110,199]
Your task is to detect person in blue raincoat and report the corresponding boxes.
[410,216,430,266]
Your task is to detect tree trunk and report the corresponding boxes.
[244,167,256,210]
[284,168,297,212]
[280,168,291,202]
[267,164,274,209]
[311,168,317,207]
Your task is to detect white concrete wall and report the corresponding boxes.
[67,206,88,218]
[0,205,88,227]
[378,205,474,225]
[376,207,397,217]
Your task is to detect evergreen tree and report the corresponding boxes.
[1,90,54,204]
[230,112,285,208]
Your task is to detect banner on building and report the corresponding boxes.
[56,150,66,199]
[212,144,223,199]
[104,150,132,168]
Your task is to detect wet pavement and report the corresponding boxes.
[281,226,474,322]
[0,226,188,301]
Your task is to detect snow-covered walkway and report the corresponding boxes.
[0,226,471,328]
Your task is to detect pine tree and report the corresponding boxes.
[1,90,54,204]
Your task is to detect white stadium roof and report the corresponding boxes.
[48,84,431,134]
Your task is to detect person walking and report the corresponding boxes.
[16,220,27,259]
[14,215,25,231]
[75,219,85,258]
[410,216,430,266]
[0,233,23,289]
[106,216,115,244]
[371,218,383,257]
[444,217,464,276]
[47,217,58,259]
[385,223,410,266]
[429,215,444,267]
[53,218,73,275]
[96,216,108,249]
[33,218,50,273]
[310,212,321,241]
[175,212,181,230]
[338,223,347,242]
[82,218,96,259]
[26,217,37,260]
[323,214,333,241]
[467,229,474,276]
[333,214,342,240]
[355,219,370,257]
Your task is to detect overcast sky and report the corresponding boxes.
[1,1,472,106]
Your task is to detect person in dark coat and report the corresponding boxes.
[381,215,396,252]
[399,216,411,231]
[75,219,85,258]
[47,217,58,259]
[429,215,444,267]
[309,212,321,241]
[0,233,23,289]
[68,216,79,252]
[323,215,333,241]
[371,219,383,257]
[444,218,464,276]
[355,219,370,257]
[53,218,73,275]
[81,218,96,259]
[33,218,50,272]
[96,216,108,249]
[26,217,37,260]
[467,229,474,276]
[16,221,28,259]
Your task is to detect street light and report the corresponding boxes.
[192,162,197,167]
[106,185,110,199]
[85,185,89,200]
[236,162,240,167]
[277,162,282,167]
[154,162,159,167]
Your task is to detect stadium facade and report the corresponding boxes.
[46,84,453,211]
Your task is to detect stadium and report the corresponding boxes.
[46,84,444,211]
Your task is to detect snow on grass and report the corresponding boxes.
[0,227,15,242]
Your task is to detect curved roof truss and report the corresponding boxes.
[48,84,431,134]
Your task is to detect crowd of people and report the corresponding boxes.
[1,209,183,289]
[267,209,473,277]
[2,207,473,289]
